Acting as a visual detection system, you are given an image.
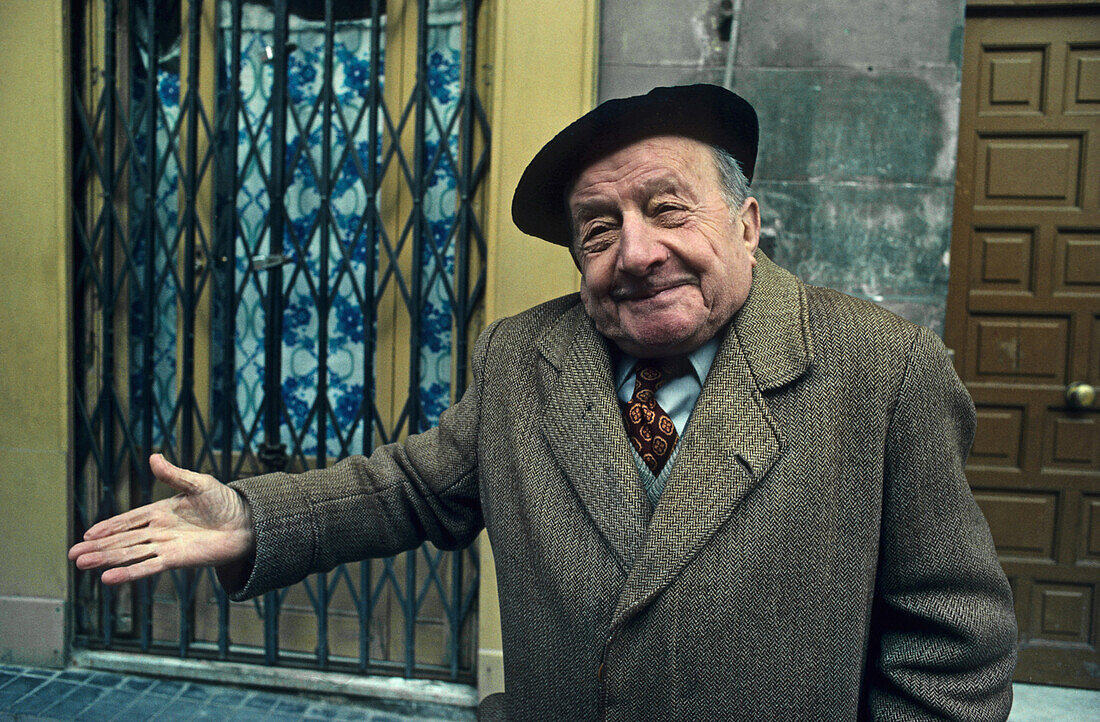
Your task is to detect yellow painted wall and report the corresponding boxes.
[476,0,599,699]
[0,0,71,667]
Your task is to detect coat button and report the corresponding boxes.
[597,662,605,682]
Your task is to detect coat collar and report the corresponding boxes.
[537,304,654,572]
[536,253,814,610]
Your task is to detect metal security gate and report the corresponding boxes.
[70,0,488,682]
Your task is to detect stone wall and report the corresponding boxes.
[599,0,966,333]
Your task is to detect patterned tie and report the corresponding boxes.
[624,361,679,476]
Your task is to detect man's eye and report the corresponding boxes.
[653,204,688,224]
[580,226,615,253]
[583,224,612,242]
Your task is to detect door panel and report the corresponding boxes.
[946,11,1100,688]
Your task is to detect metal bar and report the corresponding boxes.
[448,552,461,680]
[70,0,93,639]
[259,0,290,478]
[179,0,205,658]
[359,560,371,672]
[359,0,384,675]
[139,0,159,654]
[404,551,417,679]
[408,0,429,436]
[317,0,334,471]
[722,0,745,90]
[454,0,479,398]
[363,0,383,454]
[216,0,244,660]
[261,0,291,667]
[181,0,201,473]
[313,0,337,670]
[101,0,120,649]
[402,0,434,677]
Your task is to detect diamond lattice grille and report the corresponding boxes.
[71,0,488,682]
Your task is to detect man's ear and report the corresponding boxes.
[739,197,761,255]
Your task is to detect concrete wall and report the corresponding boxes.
[0,0,71,668]
[599,0,966,334]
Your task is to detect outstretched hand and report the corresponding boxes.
[68,454,255,585]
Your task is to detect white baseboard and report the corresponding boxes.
[477,646,505,700]
[71,649,478,708]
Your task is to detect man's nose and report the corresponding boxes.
[616,213,667,275]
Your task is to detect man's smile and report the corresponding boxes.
[610,278,696,303]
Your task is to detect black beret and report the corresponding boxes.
[511,84,758,247]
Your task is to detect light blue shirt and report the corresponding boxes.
[614,337,721,503]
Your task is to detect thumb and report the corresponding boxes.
[149,453,212,495]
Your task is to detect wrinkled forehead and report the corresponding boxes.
[566,135,715,206]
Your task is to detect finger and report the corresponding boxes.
[72,526,158,558]
[100,556,169,586]
[81,505,155,540]
[74,542,157,571]
[149,453,213,495]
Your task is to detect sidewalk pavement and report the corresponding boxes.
[0,664,475,721]
[2,662,1099,720]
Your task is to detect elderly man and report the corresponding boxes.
[70,85,1017,721]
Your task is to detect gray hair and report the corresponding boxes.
[710,144,751,216]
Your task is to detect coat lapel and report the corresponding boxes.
[538,305,652,573]
[611,253,815,628]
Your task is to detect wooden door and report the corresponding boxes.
[945,9,1100,688]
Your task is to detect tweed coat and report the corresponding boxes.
[224,253,1017,721]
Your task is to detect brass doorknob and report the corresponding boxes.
[1065,382,1097,409]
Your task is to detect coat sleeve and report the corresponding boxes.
[866,326,1017,721]
[216,319,503,601]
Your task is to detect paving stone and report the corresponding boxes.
[7,683,72,717]
[74,689,132,720]
[267,712,306,722]
[242,691,280,710]
[157,699,208,721]
[39,684,107,718]
[147,678,186,697]
[273,698,309,713]
[85,672,123,688]
[119,676,155,691]
[178,681,216,701]
[0,676,49,706]
[206,689,247,708]
[114,692,170,718]
[225,707,277,722]
[190,703,244,719]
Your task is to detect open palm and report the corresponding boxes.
[68,454,255,585]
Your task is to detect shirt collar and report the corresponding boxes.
[614,334,723,394]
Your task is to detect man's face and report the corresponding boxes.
[568,135,761,358]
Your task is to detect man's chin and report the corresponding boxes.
[611,324,710,358]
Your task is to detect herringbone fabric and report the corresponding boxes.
[623,362,678,475]
[223,252,1017,722]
